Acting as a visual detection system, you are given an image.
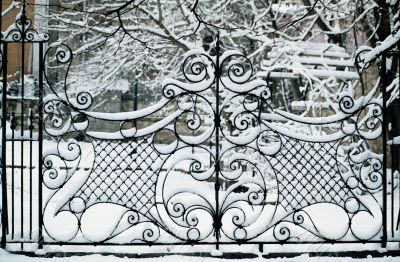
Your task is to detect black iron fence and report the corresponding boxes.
[1,4,400,253]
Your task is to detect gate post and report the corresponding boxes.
[38,42,44,249]
[1,42,8,249]
[381,52,388,247]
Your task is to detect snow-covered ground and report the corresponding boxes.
[1,249,400,262]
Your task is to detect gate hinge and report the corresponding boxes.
[213,217,222,230]
[214,117,221,127]
[214,163,220,172]
[215,68,221,78]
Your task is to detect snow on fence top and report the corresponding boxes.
[356,22,400,65]
[259,41,359,81]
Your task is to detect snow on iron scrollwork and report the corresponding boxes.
[1,7,49,43]
[42,43,383,244]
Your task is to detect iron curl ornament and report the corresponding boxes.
[40,36,384,246]
[1,5,49,43]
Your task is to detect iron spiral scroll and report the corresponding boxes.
[41,38,384,245]
[1,4,49,43]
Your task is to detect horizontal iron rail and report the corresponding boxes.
[2,239,390,245]
[31,240,385,246]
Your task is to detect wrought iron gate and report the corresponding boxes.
[1,5,399,252]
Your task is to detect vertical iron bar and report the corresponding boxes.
[381,53,388,247]
[1,42,8,248]
[133,81,138,153]
[398,46,400,232]
[20,6,26,244]
[38,42,44,248]
[392,139,394,238]
[0,0,2,33]
[133,81,138,112]
[214,32,221,250]
[29,108,32,239]
[11,112,14,240]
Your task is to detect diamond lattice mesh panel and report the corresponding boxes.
[76,136,162,214]
[270,137,351,211]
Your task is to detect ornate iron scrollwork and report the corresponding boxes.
[41,37,383,245]
[1,5,49,43]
